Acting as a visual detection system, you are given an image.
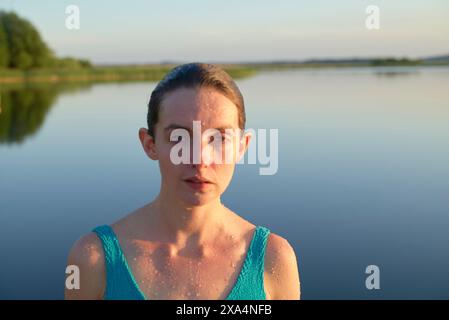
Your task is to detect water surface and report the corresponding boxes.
[1,66,448,299]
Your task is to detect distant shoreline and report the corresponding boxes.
[0,64,257,84]
[1,61,448,85]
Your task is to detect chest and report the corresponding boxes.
[126,243,249,300]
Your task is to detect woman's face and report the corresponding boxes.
[140,86,250,206]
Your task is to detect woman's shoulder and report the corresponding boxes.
[263,231,301,300]
[65,231,106,299]
[224,209,301,299]
[264,232,296,266]
[65,204,151,299]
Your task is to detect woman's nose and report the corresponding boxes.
[190,136,220,166]
[201,143,216,166]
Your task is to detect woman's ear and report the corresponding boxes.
[236,130,253,162]
[139,128,158,160]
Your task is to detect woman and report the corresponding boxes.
[65,63,301,300]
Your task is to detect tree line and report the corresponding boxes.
[0,11,91,70]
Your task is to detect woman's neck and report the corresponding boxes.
[150,193,227,249]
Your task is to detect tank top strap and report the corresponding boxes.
[92,225,127,271]
[226,225,271,300]
[247,225,271,276]
[92,224,144,299]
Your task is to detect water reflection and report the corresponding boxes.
[0,69,256,145]
[373,70,421,77]
[0,83,94,144]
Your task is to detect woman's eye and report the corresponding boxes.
[169,135,183,143]
[208,135,229,144]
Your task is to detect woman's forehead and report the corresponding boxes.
[159,87,239,128]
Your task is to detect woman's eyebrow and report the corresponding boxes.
[164,124,236,132]
[215,125,237,132]
[164,124,191,132]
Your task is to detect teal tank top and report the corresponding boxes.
[92,224,271,300]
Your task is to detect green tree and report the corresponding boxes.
[0,11,54,69]
[0,20,9,67]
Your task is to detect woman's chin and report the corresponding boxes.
[180,192,218,207]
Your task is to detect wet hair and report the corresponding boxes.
[146,63,245,138]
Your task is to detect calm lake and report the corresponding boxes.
[1,66,448,299]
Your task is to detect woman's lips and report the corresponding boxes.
[183,178,212,191]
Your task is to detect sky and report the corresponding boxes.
[0,0,448,64]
